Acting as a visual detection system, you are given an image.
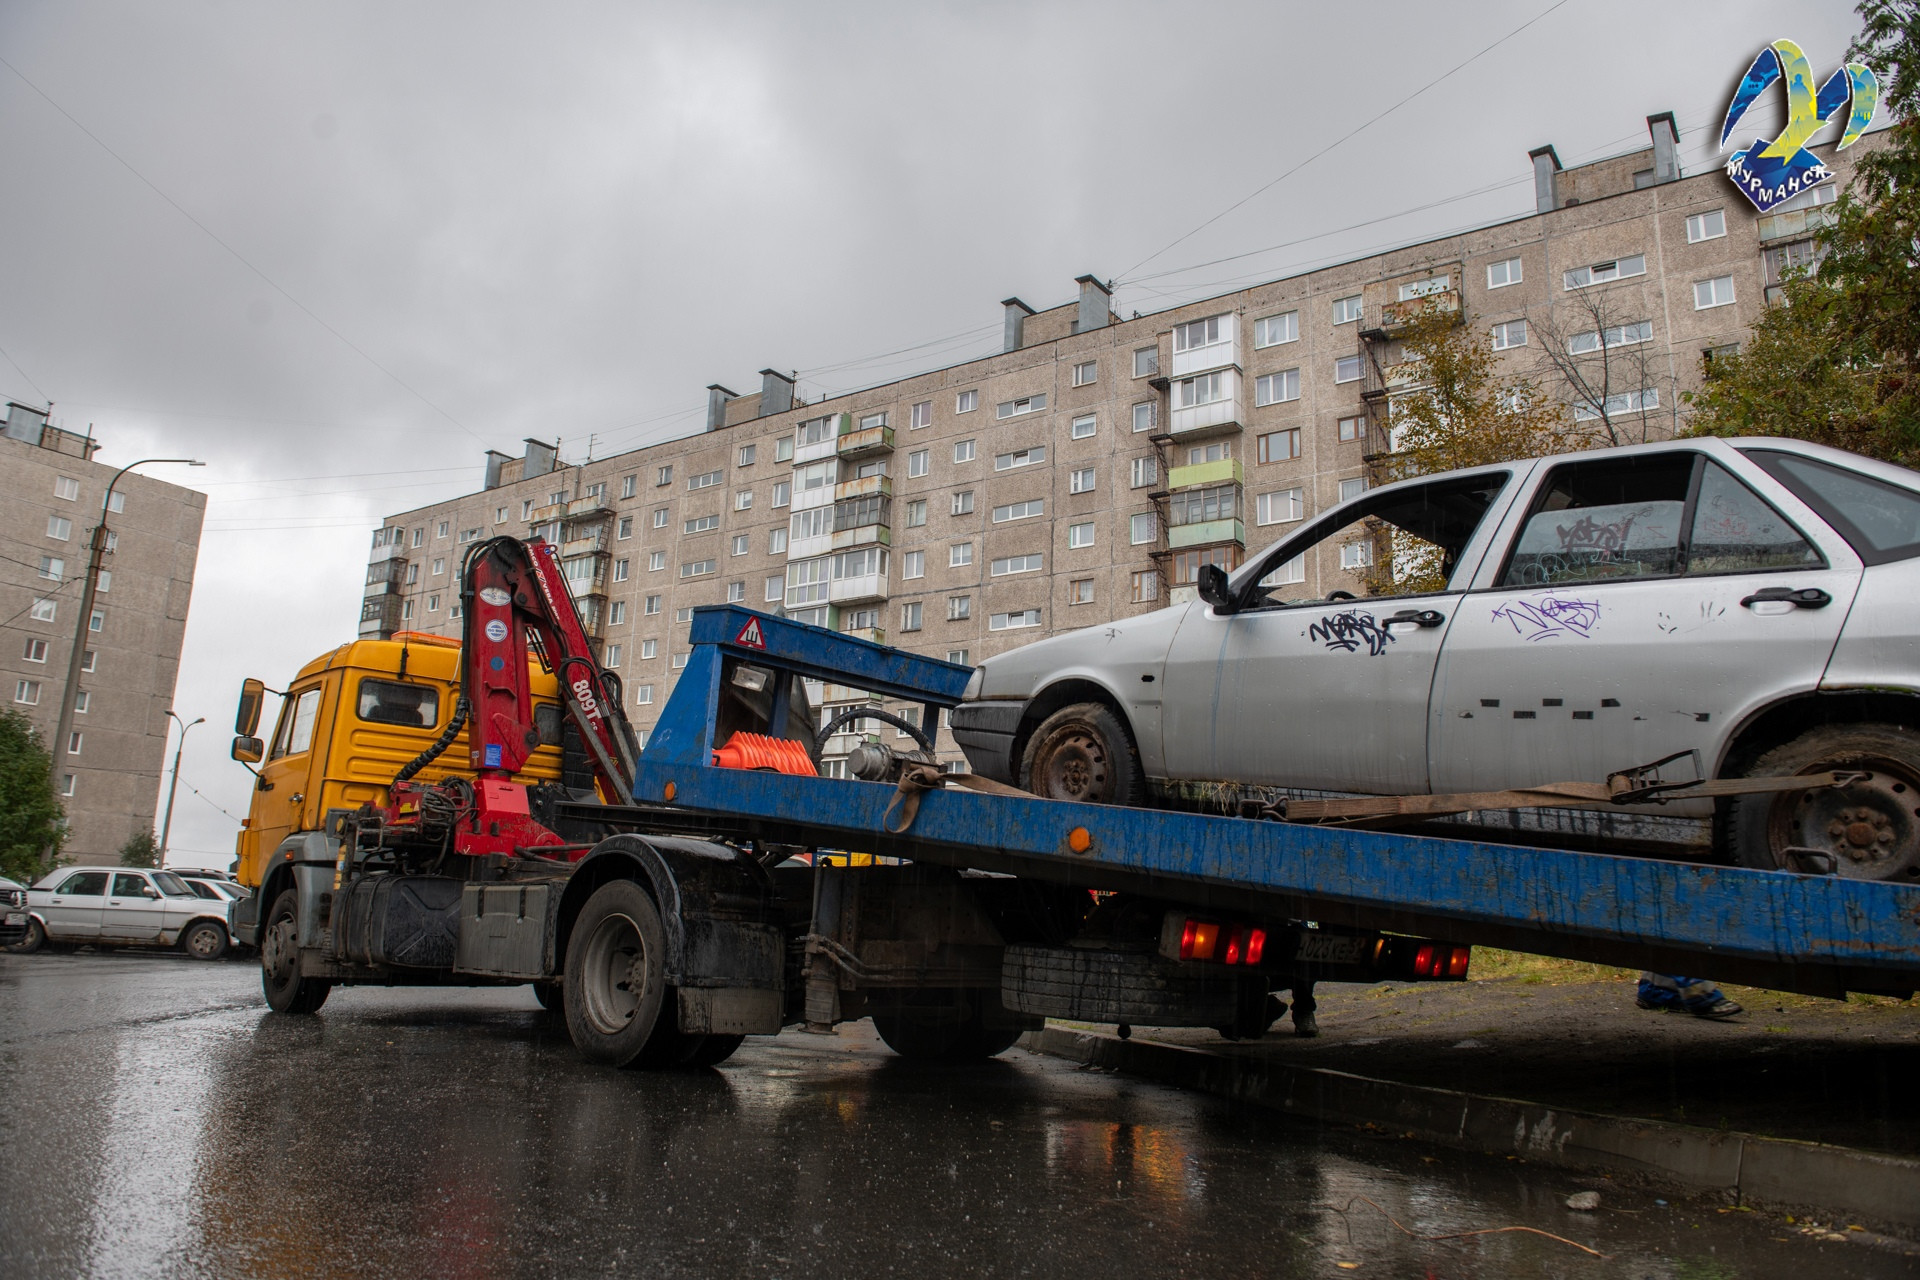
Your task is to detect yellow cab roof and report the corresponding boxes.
[292,633,559,693]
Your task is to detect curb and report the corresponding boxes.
[1022,1025,1920,1233]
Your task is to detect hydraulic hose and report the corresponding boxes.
[395,695,470,786]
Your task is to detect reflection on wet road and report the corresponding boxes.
[0,954,1908,1278]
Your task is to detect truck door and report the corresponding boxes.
[250,683,327,859]
[1430,448,1861,794]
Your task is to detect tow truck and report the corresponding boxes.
[229,536,1920,1067]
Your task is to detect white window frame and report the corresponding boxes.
[1068,468,1095,495]
[955,389,978,414]
[949,543,973,567]
[907,449,930,478]
[1563,254,1647,290]
[1686,209,1727,244]
[1490,319,1528,351]
[1256,488,1304,525]
[1254,369,1300,406]
[996,394,1046,420]
[1693,276,1736,310]
[1486,257,1523,289]
[1071,360,1097,387]
[1333,355,1362,384]
[1069,414,1096,440]
[1332,295,1363,324]
[1253,311,1299,348]
[1067,522,1095,549]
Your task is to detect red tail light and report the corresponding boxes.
[1414,943,1436,976]
[1223,928,1243,966]
[1190,921,1219,960]
[1447,946,1471,978]
[1245,928,1266,966]
[1179,918,1198,959]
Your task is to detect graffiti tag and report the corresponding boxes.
[1309,610,1395,656]
[1490,595,1601,642]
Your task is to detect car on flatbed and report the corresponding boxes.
[953,437,1920,882]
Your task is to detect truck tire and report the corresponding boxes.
[680,1034,746,1067]
[1020,702,1146,807]
[1727,724,1920,882]
[872,990,1020,1062]
[8,918,46,955]
[564,879,670,1067]
[180,920,229,962]
[261,889,331,1014]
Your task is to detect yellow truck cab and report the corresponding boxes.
[233,632,564,896]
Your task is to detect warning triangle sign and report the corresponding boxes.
[735,617,767,650]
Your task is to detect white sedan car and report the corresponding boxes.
[17,866,234,959]
[952,438,1920,882]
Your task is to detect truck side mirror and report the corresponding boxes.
[236,678,265,736]
[1196,563,1236,614]
[231,735,264,764]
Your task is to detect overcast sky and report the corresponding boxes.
[0,0,1864,867]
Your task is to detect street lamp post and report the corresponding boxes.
[158,711,205,868]
[45,457,205,866]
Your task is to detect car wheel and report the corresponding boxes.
[181,920,229,962]
[1020,702,1146,806]
[261,889,331,1014]
[1727,723,1920,882]
[564,879,671,1067]
[7,918,46,955]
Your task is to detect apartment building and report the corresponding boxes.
[0,405,206,857]
[364,114,1860,771]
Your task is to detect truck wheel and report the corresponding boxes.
[261,889,331,1014]
[873,991,1016,1062]
[180,920,229,962]
[565,879,670,1067]
[8,918,46,955]
[680,1034,746,1067]
[1020,702,1146,806]
[1727,724,1920,882]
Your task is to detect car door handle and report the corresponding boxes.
[1383,608,1446,629]
[1740,586,1831,610]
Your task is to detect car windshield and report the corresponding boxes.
[151,871,196,898]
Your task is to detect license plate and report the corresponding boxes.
[4,913,25,926]
[1295,933,1367,965]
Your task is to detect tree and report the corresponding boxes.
[1687,1,1920,464]
[1529,287,1679,447]
[0,709,65,883]
[119,828,159,869]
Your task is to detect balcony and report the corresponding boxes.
[834,474,892,502]
[829,571,888,605]
[358,595,403,638]
[1170,334,1238,379]
[365,557,408,590]
[1375,289,1460,337]
[1168,518,1244,550]
[1166,458,1243,491]
[837,423,894,460]
[840,626,886,646]
[1360,355,1423,403]
[561,532,609,558]
[831,524,890,551]
[795,414,850,465]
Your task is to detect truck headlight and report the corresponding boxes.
[962,668,984,701]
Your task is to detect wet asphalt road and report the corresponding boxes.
[0,952,1912,1280]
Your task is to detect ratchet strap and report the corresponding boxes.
[883,764,1031,834]
[1285,770,1867,824]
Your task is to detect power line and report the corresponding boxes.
[1117,0,1577,283]
[0,339,49,404]
[0,52,489,450]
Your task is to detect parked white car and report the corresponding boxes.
[17,866,233,959]
[953,438,1920,883]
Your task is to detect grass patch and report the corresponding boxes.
[1469,948,1634,986]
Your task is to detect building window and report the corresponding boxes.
[1068,578,1095,605]
[772,481,791,507]
[992,499,1045,523]
[403,565,419,586]
[437,520,450,537]
[775,437,795,462]
[908,449,930,478]
[1071,360,1097,387]
[46,515,71,541]
[636,684,654,705]
[1490,319,1528,351]
[684,514,720,534]
[652,508,669,530]
[427,557,443,576]
[769,527,788,554]
[1257,429,1301,463]
[656,465,673,486]
[613,559,630,582]
[1132,401,1157,433]
[735,444,757,467]
[1486,257,1523,289]
[901,601,923,631]
[1254,312,1299,348]
[671,653,689,670]
[1563,254,1646,289]
[1129,512,1157,545]
[947,595,971,621]
[950,542,973,567]
[1172,546,1240,584]
[990,609,1042,631]
[640,640,659,661]
[995,393,1046,419]
[991,553,1044,577]
[38,556,62,581]
[617,516,633,539]
[22,639,47,663]
[1334,355,1362,384]
[1069,468,1096,494]
[947,649,969,666]
[994,447,1046,472]
[1133,347,1159,378]
[424,594,440,612]
[727,581,746,602]
[1174,372,1230,409]
[107,492,125,514]
[1168,484,1237,528]
[492,506,507,524]
[735,490,753,511]
[14,680,40,705]
[1573,387,1660,421]
[1256,487,1304,525]
[1340,542,1372,570]
[67,732,82,756]
[688,470,722,490]
[54,476,79,501]
[1567,320,1653,354]
[676,605,695,623]
[903,550,925,578]
[906,499,927,527]
[610,600,627,625]
[1172,314,1231,353]
[1398,274,1450,301]
[621,474,638,499]
[1262,555,1306,586]
[1130,457,1159,489]
[680,559,716,579]
[1069,414,1096,440]
[1339,477,1368,503]
[417,525,430,545]
[1686,209,1727,243]
[1337,416,1366,442]
[956,389,978,414]
[30,598,55,622]
[732,534,750,556]
[1694,275,1736,310]
[649,551,666,571]
[1254,369,1300,406]
[401,601,413,621]
[1130,570,1159,603]
[88,608,104,633]
[952,491,975,516]
[81,650,96,673]
[605,643,623,669]
[1332,295,1363,324]
[907,400,932,431]
[765,575,784,602]
[1068,522,1095,549]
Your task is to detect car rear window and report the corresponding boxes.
[1744,450,1920,565]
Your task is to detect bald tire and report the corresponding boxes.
[1020,702,1146,807]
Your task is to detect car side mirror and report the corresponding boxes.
[143,886,160,899]
[231,735,264,764]
[236,678,265,737]
[1196,563,1236,614]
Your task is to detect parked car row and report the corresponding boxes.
[5,865,252,960]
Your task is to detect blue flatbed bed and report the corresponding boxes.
[598,606,1920,999]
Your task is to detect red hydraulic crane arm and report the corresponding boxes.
[460,536,639,804]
